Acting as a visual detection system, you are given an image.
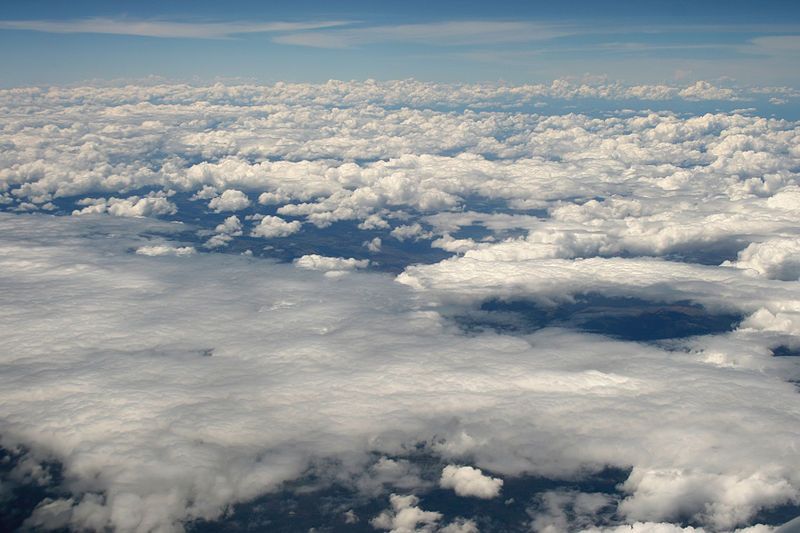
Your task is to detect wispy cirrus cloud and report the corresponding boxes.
[0,17,350,39]
[272,20,573,48]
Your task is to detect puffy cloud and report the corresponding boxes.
[724,238,800,281]
[678,81,737,101]
[207,189,251,212]
[250,215,301,238]
[365,236,383,252]
[439,465,503,499]
[370,494,442,533]
[293,254,370,272]
[135,245,196,256]
[391,223,433,242]
[72,192,176,218]
[204,215,243,248]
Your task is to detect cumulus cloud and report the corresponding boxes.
[204,215,243,248]
[370,494,442,532]
[207,189,251,212]
[439,465,503,499]
[293,254,370,272]
[391,223,433,242]
[370,494,476,533]
[250,215,301,238]
[724,238,800,281]
[72,192,176,218]
[365,236,383,252]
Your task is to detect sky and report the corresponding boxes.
[1,0,800,86]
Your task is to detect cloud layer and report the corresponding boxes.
[0,80,799,532]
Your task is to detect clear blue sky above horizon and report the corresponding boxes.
[1,0,799,87]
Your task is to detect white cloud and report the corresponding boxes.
[2,80,800,532]
[370,494,476,533]
[0,18,349,39]
[370,494,442,532]
[724,238,800,280]
[190,186,219,200]
[678,81,736,101]
[72,193,176,218]
[391,223,433,242]
[274,20,571,48]
[208,189,251,212]
[204,215,243,248]
[364,237,382,253]
[250,215,301,238]
[135,245,196,257]
[1,214,800,531]
[529,490,615,533]
[439,465,503,499]
[293,254,370,272]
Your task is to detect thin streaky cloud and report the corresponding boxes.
[273,20,574,48]
[0,17,352,39]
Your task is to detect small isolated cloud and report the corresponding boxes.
[135,245,196,257]
[251,215,301,238]
[439,465,503,499]
[391,223,433,242]
[364,237,382,253]
[293,254,369,272]
[371,494,442,532]
[370,494,477,533]
[208,189,251,212]
[204,215,243,248]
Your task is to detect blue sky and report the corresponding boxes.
[1,0,799,86]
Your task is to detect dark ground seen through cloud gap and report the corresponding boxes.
[453,295,744,342]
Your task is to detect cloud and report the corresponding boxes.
[250,215,301,238]
[293,254,370,272]
[370,494,442,532]
[678,80,736,101]
[746,35,800,56]
[204,215,243,248]
[207,189,251,212]
[0,17,350,39]
[1,79,800,532]
[364,236,382,252]
[528,489,615,532]
[723,238,800,280]
[439,465,503,499]
[391,223,433,242]
[370,493,477,533]
[273,20,571,49]
[135,245,196,257]
[72,193,177,218]
[1,214,800,531]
